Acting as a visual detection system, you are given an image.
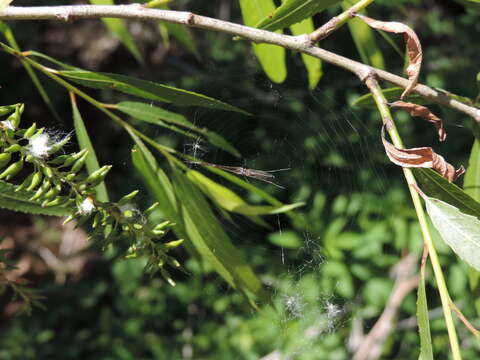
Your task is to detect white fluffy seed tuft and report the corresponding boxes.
[28,133,52,158]
[78,197,95,214]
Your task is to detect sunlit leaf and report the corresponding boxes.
[238,0,287,83]
[89,0,143,63]
[425,196,480,271]
[464,138,480,202]
[414,168,480,219]
[256,0,341,31]
[58,70,249,114]
[290,17,322,89]
[71,94,109,202]
[342,2,385,69]
[172,168,264,301]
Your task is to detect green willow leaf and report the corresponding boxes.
[58,70,249,114]
[425,196,480,271]
[115,101,192,129]
[187,169,304,216]
[89,0,143,63]
[238,0,287,84]
[464,138,480,201]
[71,96,109,202]
[0,180,71,216]
[417,260,434,360]
[342,2,385,69]
[172,168,264,302]
[115,101,240,157]
[414,168,480,219]
[256,0,341,31]
[290,17,322,89]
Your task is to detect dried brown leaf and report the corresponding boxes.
[389,101,446,142]
[356,14,422,100]
[381,126,464,182]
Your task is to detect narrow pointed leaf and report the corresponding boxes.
[173,168,263,299]
[58,70,248,114]
[414,168,480,219]
[115,101,240,157]
[464,138,480,201]
[71,95,109,202]
[256,0,342,31]
[425,196,480,271]
[0,180,71,216]
[239,0,287,83]
[89,0,143,63]
[290,17,322,89]
[417,258,434,360]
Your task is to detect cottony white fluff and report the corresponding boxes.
[78,197,95,214]
[28,133,51,158]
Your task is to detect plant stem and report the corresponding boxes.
[365,75,462,360]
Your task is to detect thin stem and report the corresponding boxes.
[0,5,479,122]
[309,0,375,43]
[365,75,462,360]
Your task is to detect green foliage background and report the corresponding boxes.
[1,0,480,359]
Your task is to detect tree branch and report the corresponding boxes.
[1,5,479,123]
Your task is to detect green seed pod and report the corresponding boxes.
[15,173,34,192]
[27,171,43,191]
[117,190,139,206]
[48,154,71,165]
[132,223,143,230]
[25,154,36,163]
[151,229,165,236]
[166,256,181,268]
[63,214,75,225]
[159,268,176,287]
[24,123,37,138]
[42,196,69,207]
[0,153,12,170]
[30,180,51,201]
[43,183,62,200]
[70,151,89,173]
[4,144,22,153]
[7,104,24,128]
[163,239,184,250]
[41,166,54,178]
[0,161,24,180]
[92,212,102,229]
[85,165,112,186]
[144,202,160,216]
[49,135,71,155]
[153,220,171,232]
[62,149,88,168]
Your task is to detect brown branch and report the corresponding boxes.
[0,5,479,122]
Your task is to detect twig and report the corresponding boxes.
[352,254,419,360]
[449,300,480,339]
[0,5,479,122]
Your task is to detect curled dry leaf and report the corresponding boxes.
[389,101,446,142]
[381,126,464,182]
[355,14,422,100]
